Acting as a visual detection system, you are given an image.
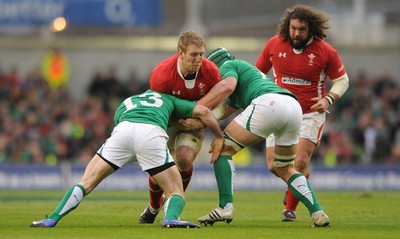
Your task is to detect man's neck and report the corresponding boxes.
[184,72,196,80]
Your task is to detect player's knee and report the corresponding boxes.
[174,149,195,171]
[294,158,308,173]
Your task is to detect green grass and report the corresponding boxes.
[0,190,399,239]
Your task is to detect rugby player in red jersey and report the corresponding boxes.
[139,30,222,224]
[256,5,349,222]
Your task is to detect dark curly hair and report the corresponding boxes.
[278,4,330,41]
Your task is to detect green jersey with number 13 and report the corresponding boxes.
[114,90,196,131]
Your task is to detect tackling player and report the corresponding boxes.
[30,90,224,228]
[139,30,222,224]
[195,47,330,227]
[256,4,349,222]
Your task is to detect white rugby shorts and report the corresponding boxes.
[234,93,302,146]
[266,110,326,147]
[97,121,174,171]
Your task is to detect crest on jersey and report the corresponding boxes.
[198,83,205,96]
[308,53,315,66]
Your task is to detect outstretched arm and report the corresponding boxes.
[192,105,224,162]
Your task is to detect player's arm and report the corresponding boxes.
[192,105,224,163]
[325,73,349,104]
[197,76,237,109]
[179,76,237,130]
[311,73,349,113]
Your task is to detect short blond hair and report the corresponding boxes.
[177,30,206,53]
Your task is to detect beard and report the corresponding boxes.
[289,36,311,49]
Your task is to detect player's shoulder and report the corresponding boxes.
[267,35,283,45]
[312,37,338,53]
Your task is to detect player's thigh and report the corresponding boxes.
[175,129,204,154]
[167,125,204,153]
[300,112,326,144]
[224,120,263,146]
[79,155,115,192]
[135,125,175,171]
[235,94,299,139]
[270,95,302,147]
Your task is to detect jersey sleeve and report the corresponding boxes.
[255,38,274,74]
[149,70,169,93]
[325,46,347,80]
[171,96,196,119]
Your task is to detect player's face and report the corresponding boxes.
[288,19,310,49]
[179,44,205,75]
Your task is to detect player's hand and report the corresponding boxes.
[310,97,329,113]
[209,137,224,164]
[179,118,206,131]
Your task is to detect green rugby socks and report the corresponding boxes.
[164,194,185,220]
[214,155,235,208]
[48,184,86,221]
[287,174,322,215]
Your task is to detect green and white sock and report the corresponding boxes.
[214,155,235,208]
[287,174,322,215]
[48,184,86,221]
[164,194,184,220]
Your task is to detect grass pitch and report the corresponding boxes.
[0,190,399,239]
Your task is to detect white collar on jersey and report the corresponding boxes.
[177,58,198,89]
[293,37,314,54]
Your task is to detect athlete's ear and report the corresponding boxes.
[177,47,185,56]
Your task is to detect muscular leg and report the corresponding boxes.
[198,121,264,225]
[285,138,315,212]
[151,165,185,220]
[48,155,115,222]
[214,120,263,209]
[146,131,201,217]
[273,145,323,216]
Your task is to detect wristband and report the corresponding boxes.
[325,94,335,106]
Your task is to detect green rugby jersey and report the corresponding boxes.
[220,59,296,109]
[114,90,196,131]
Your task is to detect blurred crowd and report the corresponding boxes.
[0,65,398,166]
[0,65,148,165]
[314,69,400,166]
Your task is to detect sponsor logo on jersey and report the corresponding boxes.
[282,77,311,85]
[172,90,181,95]
[278,52,287,58]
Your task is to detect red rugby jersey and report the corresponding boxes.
[256,35,346,114]
[150,54,221,102]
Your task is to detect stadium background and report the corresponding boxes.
[0,0,399,190]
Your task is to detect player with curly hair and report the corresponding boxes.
[256,4,349,222]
